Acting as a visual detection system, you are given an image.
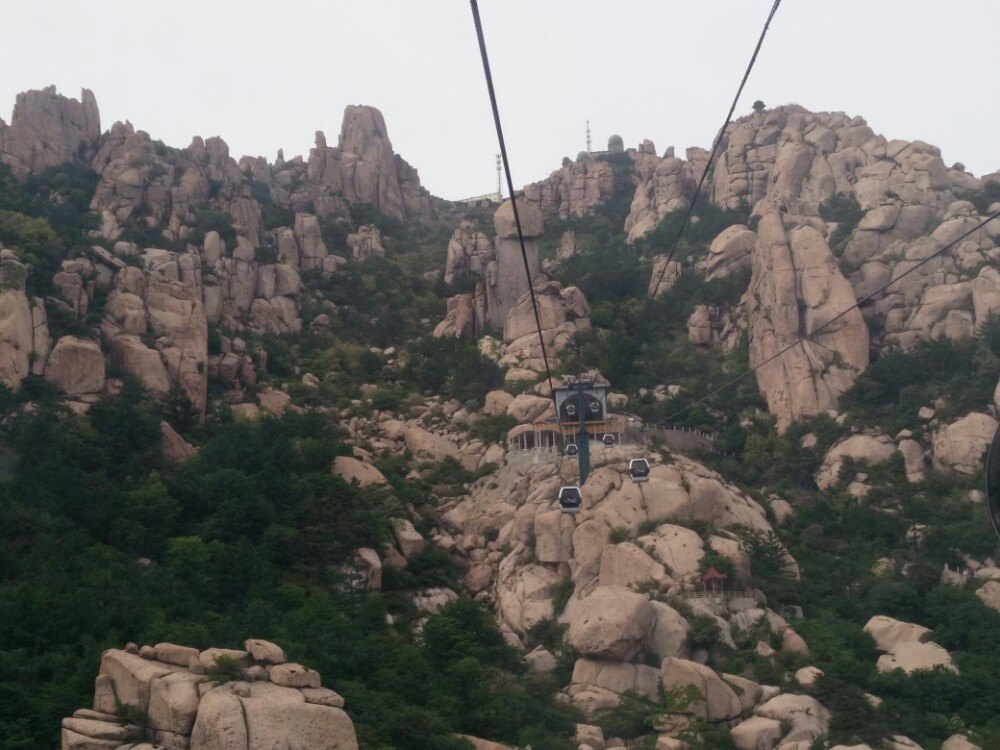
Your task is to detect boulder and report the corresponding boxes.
[566,587,654,660]
[863,615,932,652]
[571,658,661,701]
[730,716,783,750]
[815,435,897,489]
[160,422,197,462]
[644,601,691,660]
[270,662,321,688]
[332,455,388,487]
[244,638,287,664]
[392,518,426,559]
[659,658,742,721]
[753,693,830,744]
[932,413,998,475]
[147,671,201,734]
[44,336,105,395]
[876,640,958,674]
[976,581,1000,612]
[598,543,671,590]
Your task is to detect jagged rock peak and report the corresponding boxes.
[0,85,100,172]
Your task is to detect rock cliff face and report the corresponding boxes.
[744,204,869,431]
[59,639,357,750]
[0,86,100,172]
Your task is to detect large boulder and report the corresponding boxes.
[876,640,958,675]
[863,615,932,652]
[815,435,897,489]
[753,693,830,745]
[332,456,388,487]
[730,716,783,750]
[565,587,654,660]
[43,336,106,395]
[659,657,742,721]
[932,413,998,475]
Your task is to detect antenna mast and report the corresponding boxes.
[586,120,592,154]
[495,153,502,201]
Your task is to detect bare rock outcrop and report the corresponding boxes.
[102,256,208,413]
[745,205,869,431]
[864,615,958,675]
[815,434,897,489]
[931,413,998,476]
[60,640,356,750]
[523,156,616,218]
[0,86,100,172]
[44,335,106,396]
[305,106,432,221]
[0,252,45,390]
[625,147,704,242]
[444,221,493,284]
[347,224,385,260]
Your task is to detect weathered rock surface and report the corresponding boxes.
[0,86,99,172]
[61,641,358,750]
[332,455,388,487]
[524,156,617,219]
[659,657,742,721]
[44,335,105,395]
[745,205,869,431]
[932,413,998,476]
[566,587,654,660]
[0,253,47,391]
[815,434,897,489]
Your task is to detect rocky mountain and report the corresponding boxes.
[2,84,1000,750]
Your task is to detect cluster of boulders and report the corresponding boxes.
[812,410,998,494]
[60,639,357,750]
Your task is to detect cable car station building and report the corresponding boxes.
[507,380,628,450]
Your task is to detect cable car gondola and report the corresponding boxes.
[565,443,578,456]
[558,485,583,514]
[629,458,650,483]
[985,423,1000,540]
[602,434,615,446]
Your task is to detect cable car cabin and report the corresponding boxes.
[602,433,615,446]
[986,423,1000,540]
[558,485,583,513]
[564,443,578,456]
[629,458,650,483]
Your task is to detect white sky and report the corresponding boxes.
[2,1,998,201]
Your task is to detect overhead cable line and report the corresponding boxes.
[647,0,782,302]
[469,0,558,400]
[663,208,1000,423]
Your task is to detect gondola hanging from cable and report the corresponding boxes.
[558,485,583,513]
[602,434,615,446]
[629,458,650,483]
[985,423,1000,540]
[564,443,578,456]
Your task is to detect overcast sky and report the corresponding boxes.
[2,1,998,201]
